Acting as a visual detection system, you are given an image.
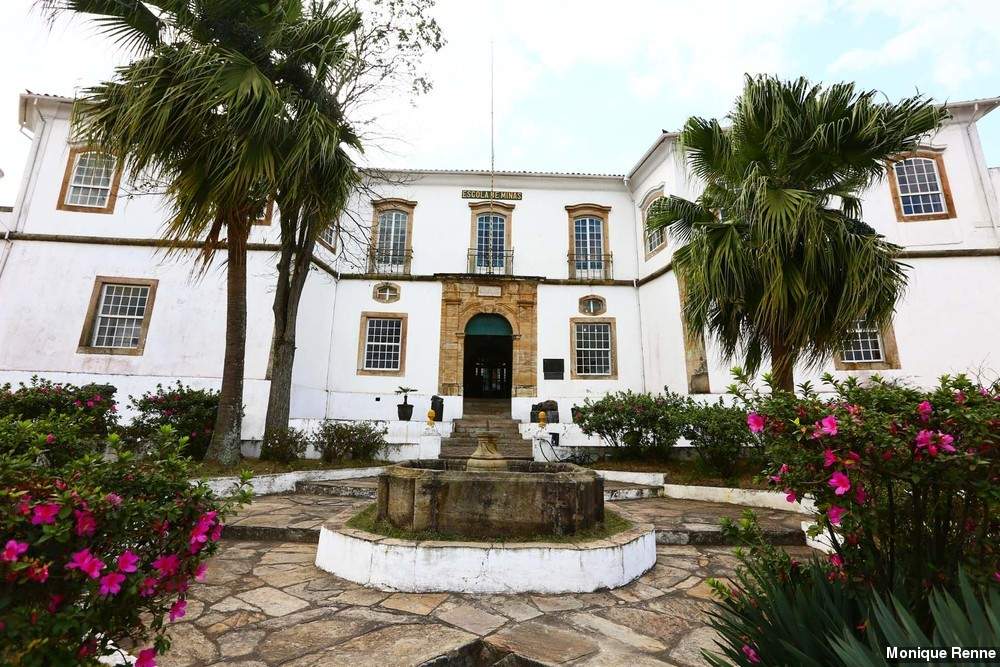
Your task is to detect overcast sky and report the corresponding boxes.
[3,0,1000,203]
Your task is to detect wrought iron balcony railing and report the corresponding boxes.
[467,248,514,276]
[568,253,613,280]
[367,248,413,275]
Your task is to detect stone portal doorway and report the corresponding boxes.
[462,314,513,399]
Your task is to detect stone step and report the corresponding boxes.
[603,480,663,501]
[443,437,530,447]
[295,478,377,500]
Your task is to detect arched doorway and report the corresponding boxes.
[463,313,513,398]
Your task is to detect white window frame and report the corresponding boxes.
[574,216,605,278]
[375,210,408,270]
[357,312,407,376]
[841,321,885,363]
[475,213,506,270]
[573,321,614,377]
[893,156,948,217]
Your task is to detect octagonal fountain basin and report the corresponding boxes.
[314,459,657,593]
[378,459,603,539]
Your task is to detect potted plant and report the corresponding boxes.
[395,386,417,421]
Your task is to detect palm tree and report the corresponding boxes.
[39,0,361,464]
[648,75,946,392]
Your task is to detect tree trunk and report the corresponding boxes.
[769,335,796,393]
[204,217,250,466]
[262,234,316,444]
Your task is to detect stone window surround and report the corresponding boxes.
[371,198,417,274]
[833,321,901,371]
[886,149,956,223]
[356,311,408,376]
[77,276,158,356]
[569,316,618,380]
[639,187,666,260]
[57,145,123,215]
[578,294,607,316]
[468,200,515,253]
[372,281,401,303]
[565,203,612,279]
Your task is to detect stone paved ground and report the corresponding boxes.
[160,540,815,667]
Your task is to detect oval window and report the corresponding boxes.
[579,295,606,316]
[373,282,400,303]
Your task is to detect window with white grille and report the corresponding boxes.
[893,157,947,216]
[65,151,116,208]
[476,213,506,268]
[574,216,605,277]
[575,322,612,375]
[579,296,606,316]
[645,226,665,253]
[91,283,150,349]
[363,317,403,370]
[372,283,400,303]
[375,210,408,267]
[841,322,884,363]
[320,223,337,248]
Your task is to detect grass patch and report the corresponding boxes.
[586,457,767,489]
[189,458,390,479]
[345,503,633,543]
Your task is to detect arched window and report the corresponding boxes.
[372,282,400,304]
[889,152,954,222]
[640,190,667,257]
[475,213,506,270]
[578,295,606,316]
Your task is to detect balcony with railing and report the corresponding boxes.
[568,252,613,280]
[367,248,413,275]
[467,248,514,276]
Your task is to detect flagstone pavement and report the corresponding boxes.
[158,538,814,666]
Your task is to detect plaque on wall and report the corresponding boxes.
[477,285,502,297]
[542,358,564,380]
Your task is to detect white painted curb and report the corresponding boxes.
[594,470,667,486]
[659,483,817,516]
[194,466,387,497]
[315,524,657,594]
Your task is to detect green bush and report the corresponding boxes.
[703,515,1000,666]
[683,397,755,478]
[0,376,117,437]
[124,382,219,460]
[311,420,390,463]
[573,389,687,459]
[260,426,308,463]
[0,424,251,666]
[0,413,104,468]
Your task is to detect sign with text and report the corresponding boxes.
[461,189,522,201]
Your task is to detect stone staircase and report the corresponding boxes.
[439,399,534,460]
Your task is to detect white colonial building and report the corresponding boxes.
[1,92,999,450]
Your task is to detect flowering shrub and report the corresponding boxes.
[124,382,219,460]
[0,376,118,437]
[733,370,999,602]
[682,397,758,478]
[573,389,688,459]
[0,412,104,468]
[0,426,251,666]
[311,420,390,463]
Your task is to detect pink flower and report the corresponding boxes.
[979,386,991,398]
[939,433,956,453]
[139,577,158,597]
[854,484,867,505]
[993,572,1000,584]
[210,523,223,542]
[829,553,844,568]
[99,571,126,596]
[954,391,967,405]
[47,594,64,613]
[136,648,157,667]
[27,563,49,582]
[194,563,208,582]
[915,429,934,449]
[105,493,123,507]
[822,449,837,468]
[828,471,851,496]
[747,412,766,433]
[917,400,933,421]
[819,415,838,436]
[74,509,97,536]
[45,433,55,445]
[2,540,28,562]
[741,644,761,664]
[827,505,847,526]
[169,598,187,621]
[152,553,180,577]
[785,489,798,503]
[65,549,105,579]
[31,503,60,525]
[117,550,140,573]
